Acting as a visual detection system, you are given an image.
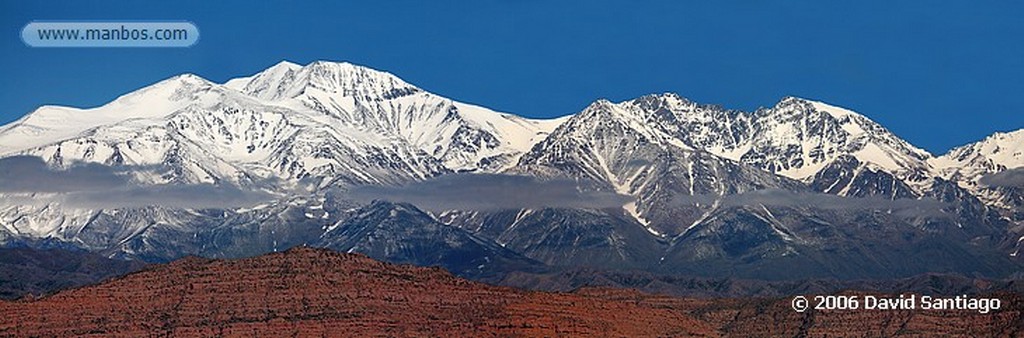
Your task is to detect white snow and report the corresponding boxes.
[929,128,1024,208]
[0,74,225,155]
[853,143,902,173]
[932,128,1024,179]
[806,99,857,119]
[777,160,831,181]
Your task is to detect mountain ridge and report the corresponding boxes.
[0,60,1022,281]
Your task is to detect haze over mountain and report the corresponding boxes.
[0,60,1022,281]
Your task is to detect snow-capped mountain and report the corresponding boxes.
[0,73,437,186]
[740,97,932,182]
[569,94,935,194]
[0,60,563,243]
[499,94,940,238]
[225,60,565,172]
[933,129,1024,180]
[0,61,562,181]
[932,129,1024,214]
[0,61,1021,280]
[509,98,805,238]
[452,94,1017,278]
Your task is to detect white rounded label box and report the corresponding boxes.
[22,21,200,48]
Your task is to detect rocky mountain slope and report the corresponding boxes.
[0,247,145,300]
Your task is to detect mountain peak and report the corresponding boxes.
[119,73,217,99]
[271,60,302,69]
[773,95,820,110]
[223,61,299,91]
[306,59,356,69]
[231,60,421,101]
[631,92,695,108]
[772,96,866,121]
[304,60,418,90]
[300,60,400,81]
[777,95,809,104]
[171,72,211,82]
[0,72,229,154]
[986,128,1024,141]
[936,127,1024,172]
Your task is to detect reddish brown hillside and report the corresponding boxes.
[2,247,1022,337]
[0,247,715,337]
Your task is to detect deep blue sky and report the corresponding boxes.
[1,1,1022,154]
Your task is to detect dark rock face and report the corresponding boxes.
[0,247,145,300]
[316,201,541,279]
[441,207,665,270]
[809,155,918,199]
[662,203,1019,280]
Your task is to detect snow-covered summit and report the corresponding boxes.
[0,73,230,155]
[223,60,564,171]
[538,93,933,183]
[223,60,301,94]
[0,61,566,175]
[933,128,1024,177]
[0,60,569,240]
[227,60,420,102]
[745,96,932,180]
[925,127,1024,217]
